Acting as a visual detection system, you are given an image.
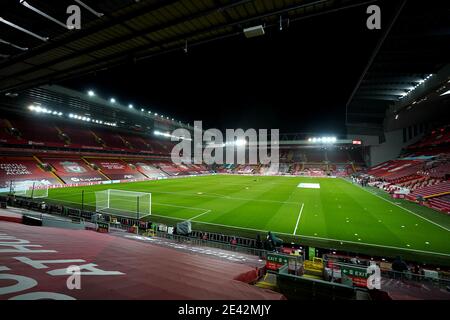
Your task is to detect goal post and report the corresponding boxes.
[95,189,152,219]
[10,181,49,199]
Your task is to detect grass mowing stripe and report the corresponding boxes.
[341,178,450,232]
[48,188,300,205]
[293,203,304,235]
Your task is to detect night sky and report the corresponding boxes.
[62,1,396,134]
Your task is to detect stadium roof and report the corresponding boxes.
[0,0,448,134]
[0,0,379,94]
[346,0,450,131]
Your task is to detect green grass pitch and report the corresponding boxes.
[44,175,450,264]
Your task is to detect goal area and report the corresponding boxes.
[8,181,49,199]
[95,189,152,219]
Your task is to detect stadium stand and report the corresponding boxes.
[119,133,154,153]
[326,149,349,163]
[84,158,147,180]
[406,126,450,150]
[126,160,168,179]
[60,125,103,150]
[365,125,450,215]
[427,195,450,214]
[94,129,129,151]
[0,156,61,188]
[39,157,108,184]
[303,148,325,162]
[9,117,66,148]
[408,181,450,200]
[150,160,189,176]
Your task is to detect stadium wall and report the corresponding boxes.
[349,129,424,167]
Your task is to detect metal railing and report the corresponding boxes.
[153,231,269,259]
[381,269,450,289]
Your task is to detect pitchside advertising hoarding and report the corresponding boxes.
[267,252,380,289]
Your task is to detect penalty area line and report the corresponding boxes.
[293,203,305,235]
[188,210,213,221]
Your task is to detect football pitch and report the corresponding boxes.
[45,175,450,264]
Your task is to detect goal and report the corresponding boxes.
[95,189,151,219]
[11,181,49,198]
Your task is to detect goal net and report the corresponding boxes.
[10,181,49,198]
[95,189,151,219]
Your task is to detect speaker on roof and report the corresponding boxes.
[244,25,265,38]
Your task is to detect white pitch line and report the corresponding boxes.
[293,203,305,235]
[177,220,450,257]
[49,188,300,205]
[159,219,450,257]
[341,178,450,232]
[152,202,208,212]
[188,210,213,221]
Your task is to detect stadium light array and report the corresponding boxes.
[154,130,192,141]
[399,74,433,100]
[81,91,182,124]
[308,137,337,144]
[69,113,116,127]
[28,105,62,116]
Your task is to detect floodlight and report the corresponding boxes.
[129,104,133,109]
[110,98,116,103]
